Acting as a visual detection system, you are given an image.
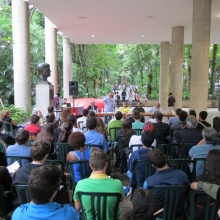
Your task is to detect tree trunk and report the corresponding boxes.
[210,44,218,95]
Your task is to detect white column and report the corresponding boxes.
[63,37,72,100]
[159,42,170,111]
[170,26,184,109]
[12,0,31,111]
[45,17,58,94]
[189,0,211,113]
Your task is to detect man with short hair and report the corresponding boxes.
[132,110,144,129]
[175,116,203,144]
[197,111,211,129]
[103,93,115,124]
[189,127,220,176]
[74,150,124,219]
[67,114,81,132]
[84,117,109,152]
[167,92,175,113]
[0,120,15,146]
[167,108,182,126]
[12,165,79,220]
[87,100,98,112]
[77,109,89,130]
[13,141,51,186]
[6,129,31,165]
[127,131,154,183]
[107,111,123,135]
[132,101,145,123]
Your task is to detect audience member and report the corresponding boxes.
[6,129,31,165]
[36,110,44,125]
[35,124,56,159]
[73,150,124,219]
[0,142,7,166]
[66,114,81,132]
[119,102,130,114]
[84,117,109,152]
[132,101,145,123]
[24,114,41,139]
[1,109,18,132]
[127,131,154,185]
[0,120,15,146]
[12,165,79,220]
[96,117,108,139]
[149,111,158,123]
[66,132,95,183]
[45,113,56,124]
[213,116,220,135]
[61,108,71,124]
[47,106,54,114]
[175,116,203,144]
[132,110,144,129]
[77,109,88,130]
[123,189,159,220]
[58,122,73,143]
[190,149,220,219]
[149,103,161,114]
[0,166,12,191]
[189,127,220,177]
[189,109,197,118]
[197,111,211,129]
[167,108,182,126]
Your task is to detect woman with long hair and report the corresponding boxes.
[59,122,73,143]
[123,189,159,220]
[1,109,18,131]
[95,117,108,139]
[61,108,71,124]
[119,102,130,114]
[66,132,96,183]
[35,123,56,159]
[213,116,220,134]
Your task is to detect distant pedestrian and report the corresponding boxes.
[122,89,127,101]
[167,92,175,113]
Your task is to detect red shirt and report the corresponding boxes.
[24,124,41,140]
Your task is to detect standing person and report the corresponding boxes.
[167,92,175,113]
[128,89,133,107]
[115,92,120,108]
[121,89,127,101]
[54,93,60,120]
[103,93,115,125]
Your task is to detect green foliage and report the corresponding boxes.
[0,105,30,124]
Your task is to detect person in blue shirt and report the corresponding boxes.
[103,92,115,124]
[12,165,79,220]
[149,103,161,114]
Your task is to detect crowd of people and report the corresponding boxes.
[1,93,220,219]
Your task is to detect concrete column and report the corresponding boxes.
[12,0,31,111]
[45,17,58,94]
[63,37,72,101]
[189,0,211,113]
[170,26,184,109]
[159,42,170,111]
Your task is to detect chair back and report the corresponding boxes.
[68,160,91,188]
[133,129,142,136]
[78,121,84,130]
[109,127,122,142]
[6,155,32,167]
[150,185,189,220]
[2,121,16,137]
[166,159,197,182]
[85,144,103,150]
[0,184,6,216]
[45,159,65,172]
[82,127,88,133]
[55,142,72,164]
[153,128,168,147]
[131,159,156,188]
[14,185,30,204]
[28,140,34,147]
[180,143,195,159]
[158,143,180,159]
[78,191,122,220]
[187,190,219,220]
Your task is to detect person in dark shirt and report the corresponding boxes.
[167,92,175,113]
[197,111,211,130]
[0,120,15,146]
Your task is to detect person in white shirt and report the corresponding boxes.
[77,109,88,130]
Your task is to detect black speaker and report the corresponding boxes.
[69,81,78,96]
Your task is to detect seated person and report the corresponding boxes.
[143,149,189,218]
[58,122,73,143]
[167,108,182,126]
[132,110,144,130]
[119,102,130,114]
[127,131,154,186]
[87,100,98,112]
[12,165,79,220]
[189,109,197,118]
[77,109,88,130]
[1,109,18,132]
[149,103,161,114]
[66,132,96,183]
[175,116,203,144]
[123,189,159,220]
[132,101,145,123]
[66,114,81,132]
[6,129,31,166]
[24,114,41,139]
[197,111,211,130]
[73,150,124,220]
[0,120,15,146]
